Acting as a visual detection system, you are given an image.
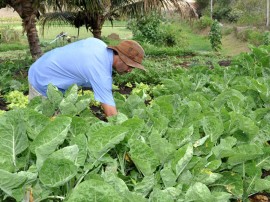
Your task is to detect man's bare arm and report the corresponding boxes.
[101,103,117,117]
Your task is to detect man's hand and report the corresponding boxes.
[101,103,117,117]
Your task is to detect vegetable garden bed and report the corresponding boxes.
[0,45,270,201]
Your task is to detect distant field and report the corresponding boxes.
[0,7,132,42]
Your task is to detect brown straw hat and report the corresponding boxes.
[108,40,145,70]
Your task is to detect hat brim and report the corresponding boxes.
[108,46,145,71]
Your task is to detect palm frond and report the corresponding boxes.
[39,12,77,36]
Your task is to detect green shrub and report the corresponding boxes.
[159,23,189,48]
[247,30,264,46]
[127,13,162,45]
[194,16,213,30]
[209,20,222,51]
[127,13,186,47]
[0,58,32,94]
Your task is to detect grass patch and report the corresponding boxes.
[0,50,29,60]
[0,42,28,52]
[38,22,132,42]
[221,33,250,56]
[175,22,212,52]
[187,34,211,51]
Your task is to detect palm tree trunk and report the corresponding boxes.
[9,0,43,60]
[23,16,42,60]
[90,13,105,39]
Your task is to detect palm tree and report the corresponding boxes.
[40,0,197,39]
[0,0,44,60]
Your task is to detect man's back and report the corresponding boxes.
[28,37,115,106]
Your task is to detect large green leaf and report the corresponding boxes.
[46,83,63,106]
[59,85,91,115]
[10,170,38,201]
[25,109,50,140]
[160,163,177,187]
[254,178,270,193]
[229,112,259,140]
[227,144,264,166]
[39,158,77,187]
[69,116,88,136]
[66,179,124,202]
[39,145,79,188]
[102,171,147,202]
[0,169,27,196]
[70,133,88,166]
[49,145,79,161]
[193,169,223,185]
[75,95,91,113]
[185,182,215,202]
[63,84,79,104]
[188,92,210,111]
[30,116,72,169]
[166,126,194,148]
[255,147,270,170]
[172,143,193,178]
[152,95,176,119]
[149,188,176,202]
[214,171,243,197]
[128,139,160,176]
[212,89,246,112]
[202,116,224,143]
[121,117,145,140]
[59,99,78,115]
[0,110,28,171]
[88,125,128,158]
[134,175,155,197]
[102,171,129,194]
[30,116,72,154]
[212,137,237,158]
[149,130,175,164]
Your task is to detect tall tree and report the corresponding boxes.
[0,0,44,60]
[40,0,197,39]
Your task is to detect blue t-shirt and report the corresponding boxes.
[28,38,115,106]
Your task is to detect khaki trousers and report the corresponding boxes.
[28,84,45,100]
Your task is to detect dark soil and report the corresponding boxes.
[90,105,107,122]
[218,60,232,67]
[0,97,8,111]
[116,84,133,95]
